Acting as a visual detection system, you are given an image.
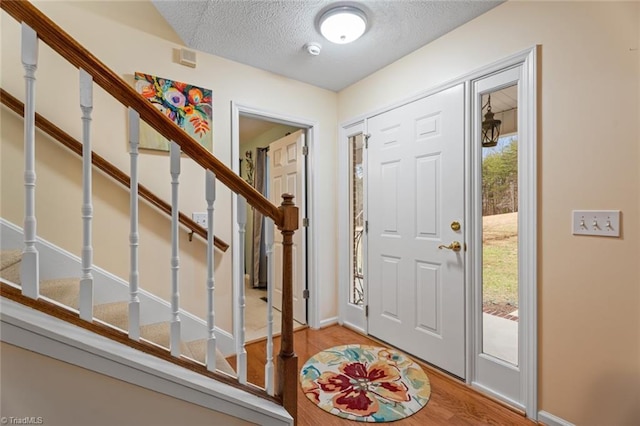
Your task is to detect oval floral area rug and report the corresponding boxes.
[300,344,431,422]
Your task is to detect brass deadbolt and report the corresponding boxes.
[451,221,461,231]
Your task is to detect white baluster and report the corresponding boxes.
[79,69,93,321]
[170,141,181,357]
[20,23,39,299]
[128,108,140,340]
[264,217,275,396]
[205,171,217,372]
[236,196,247,384]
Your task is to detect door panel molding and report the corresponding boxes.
[269,130,306,322]
[367,84,466,378]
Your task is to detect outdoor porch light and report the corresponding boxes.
[319,6,367,44]
[481,94,502,147]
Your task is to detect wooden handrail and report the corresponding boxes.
[2,1,298,420]
[0,88,229,253]
[1,0,283,227]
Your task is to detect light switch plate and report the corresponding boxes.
[192,212,207,228]
[572,210,620,237]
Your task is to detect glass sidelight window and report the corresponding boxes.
[481,84,519,365]
[349,134,364,306]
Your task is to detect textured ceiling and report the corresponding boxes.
[152,0,503,92]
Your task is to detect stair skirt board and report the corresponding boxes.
[0,219,235,357]
[1,297,292,426]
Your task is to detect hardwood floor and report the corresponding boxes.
[237,325,537,425]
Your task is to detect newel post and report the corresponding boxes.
[276,193,298,422]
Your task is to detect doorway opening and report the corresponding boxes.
[239,115,305,341]
[232,104,318,343]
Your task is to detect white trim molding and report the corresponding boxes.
[337,120,367,334]
[468,46,538,419]
[538,411,575,426]
[319,316,339,329]
[230,102,320,329]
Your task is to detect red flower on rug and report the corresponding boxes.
[317,360,410,417]
[301,345,431,422]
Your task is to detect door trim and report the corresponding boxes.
[338,46,538,419]
[467,48,538,419]
[231,102,320,329]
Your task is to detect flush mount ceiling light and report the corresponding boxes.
[319,6,367,44]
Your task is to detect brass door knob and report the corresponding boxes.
[438,241,462,252]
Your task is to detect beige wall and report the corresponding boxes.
[339,1,640,424]
[0,342,254,426]
[0,1,339,331]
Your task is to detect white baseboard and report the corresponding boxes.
[538,410,575,426]
[319,316,339,328]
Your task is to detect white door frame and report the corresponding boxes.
[338,47,538,419]
[231,102,320,329]
[338,121,367,334]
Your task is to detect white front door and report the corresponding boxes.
[268,130,306,324]
[367,84,465,377]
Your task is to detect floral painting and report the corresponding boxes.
[134,72,213,152]
[300,344,431,422]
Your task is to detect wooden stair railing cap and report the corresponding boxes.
[0,88,229,252]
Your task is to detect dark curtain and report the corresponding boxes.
[252,147,268,288]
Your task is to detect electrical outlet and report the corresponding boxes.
[192,212,207,228]
[572,210,620,237]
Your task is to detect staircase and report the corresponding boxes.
[0,247,235,376]
[1,1,299,424]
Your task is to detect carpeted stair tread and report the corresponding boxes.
[186,339,236,376]
[0,262,21,284]
[40,278,80,309]
[139,323,234,375]
[139,322,197,361]
[1,249,22,270]
[94,301,129,330]
[140,321,177,350]
[138,322,200,362]
[0,250,22,284]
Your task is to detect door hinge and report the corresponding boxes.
[365,220,369,233]
[303,289,310,299]
[365,305,369,317]
[302,145,309,156]
[364,133,371,149]
[303,217,309,227]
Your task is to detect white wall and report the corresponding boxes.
[338,2,640,424]
[0,1,339,332]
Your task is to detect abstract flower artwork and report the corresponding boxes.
[134,72,213,152]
